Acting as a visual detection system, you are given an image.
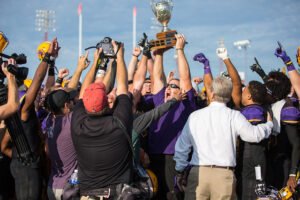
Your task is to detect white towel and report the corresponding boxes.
[271,99,286,135]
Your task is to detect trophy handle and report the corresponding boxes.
[150,0,157,13]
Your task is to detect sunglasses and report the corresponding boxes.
[167,83,180,89]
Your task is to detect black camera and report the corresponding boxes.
[0,53,28,81]
[85,37,116,58]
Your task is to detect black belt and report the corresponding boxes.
[200,165,234,170]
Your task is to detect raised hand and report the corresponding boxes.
[93,48,103,63]
[58,68,69,79]
[112,40,124,58]
[216,47,229,60]
[77,51,90,71]
[274,41,290,62]
[47,38,60,58]
[1,58,16,78]
[132,47,141,57]
[143,39,152,58]
[192,77,203,85]
[193,53,209,66]
[138,33,148,48]
[250,57,269,83]
[175,33,186,50]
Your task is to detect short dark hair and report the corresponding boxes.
[267,71,291,100]
[248,81,267,104]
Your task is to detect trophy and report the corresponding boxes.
[150,0,177,50]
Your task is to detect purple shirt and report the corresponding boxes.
[45,112,77,189]
[146,87,196,154]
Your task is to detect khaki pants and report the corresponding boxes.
[47,187,63,200]
[185,166,236,200]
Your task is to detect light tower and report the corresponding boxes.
[78,3,83,57]
[218,38,225,74]
[233,39,251,82]
[35,10,56,41]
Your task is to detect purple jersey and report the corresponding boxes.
[145,87,196,154]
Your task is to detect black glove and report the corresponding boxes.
[142,39,152,59]
[138,33,148,48]
[250,57,269,83]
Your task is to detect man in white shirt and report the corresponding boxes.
[174,76,273,200]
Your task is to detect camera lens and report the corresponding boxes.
[103,37,109,43]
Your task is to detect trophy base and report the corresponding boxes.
[150,30,177,50]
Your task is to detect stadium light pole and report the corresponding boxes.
[35,10,56,41]
[233,39,251,82]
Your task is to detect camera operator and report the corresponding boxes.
[3,38,60,200]
[0,58,19,120]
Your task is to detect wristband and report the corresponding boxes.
[42,53,55,64]
[96,69,106,78]
[132,54,138,58]
[204,65,211,74]
[56,77,63,84]
[289,174,296,177]
[285,60,296,72]
[176,48,183,51]
[48,67,55,76]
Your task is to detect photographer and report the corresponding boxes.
[6,38,60,200]
[71,40,133,199]
[0,59,19,120]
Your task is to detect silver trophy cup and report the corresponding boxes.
[151,0,173,32]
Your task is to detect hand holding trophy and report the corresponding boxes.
[150,0,177,50]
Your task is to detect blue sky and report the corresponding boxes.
[1,0,300,83]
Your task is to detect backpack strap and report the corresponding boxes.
[113,117,135,157]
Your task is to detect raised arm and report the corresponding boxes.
[133,38,154,92]
[217,47,242,109]
[0,60,18,120]
[21,38,59,121]
[101,59,117,94]
[45,61,55,91]
[128,47,141,82]
[133,56,147,92]
[55,68,69,88]
[176,34,192,92]
[68,51,90,90]
[275,46,300,99]
[113,41,128,96]
[193,53,213,103]
[152,47,168,94]
[250,57,269,83]
[79,48,102,99]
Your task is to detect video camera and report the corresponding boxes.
[0,52,28,82]
[85,37,116,58]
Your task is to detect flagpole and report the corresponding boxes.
[133,6,136,49]
[78,3,83,57]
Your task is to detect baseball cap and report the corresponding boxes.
[83,82,108,113]
[46,89,77,112]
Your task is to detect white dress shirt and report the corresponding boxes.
[174,101,273,172]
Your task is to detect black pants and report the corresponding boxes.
[241,142,267,200]
[10,158,42,200]
[149,154,183,200]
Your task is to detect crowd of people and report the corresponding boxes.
[0,30,299,200]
